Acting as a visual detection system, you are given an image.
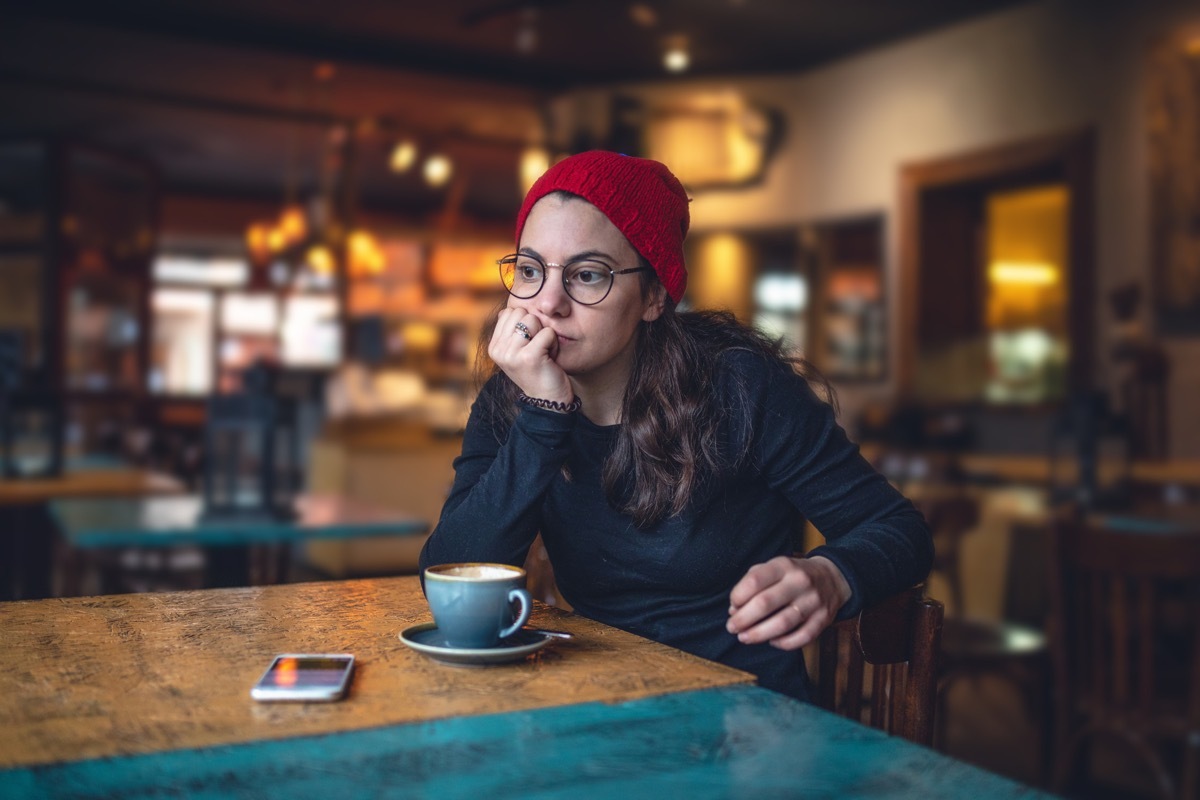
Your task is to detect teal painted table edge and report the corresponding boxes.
[1,685,1052,800]
[48,495,428,548]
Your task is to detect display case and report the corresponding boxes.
[0,140,158,463]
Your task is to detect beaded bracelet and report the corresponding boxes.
[517,392,582,414]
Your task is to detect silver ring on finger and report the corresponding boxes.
[514,322,531,340]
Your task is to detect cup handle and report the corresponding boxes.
[498,588,532,640]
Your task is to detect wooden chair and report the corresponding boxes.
[1050,514,1200,800]
[816,586,944,746]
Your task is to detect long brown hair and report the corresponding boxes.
[475,267,833,528]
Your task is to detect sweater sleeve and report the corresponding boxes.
[419,377,575,571]
[748,356,933,618]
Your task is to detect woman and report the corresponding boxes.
[419,150,932,700]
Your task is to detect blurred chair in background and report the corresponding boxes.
[201,361,300,524]
[1050,515,1200,800]
[923,493,1052,781]
[815,586,944,746]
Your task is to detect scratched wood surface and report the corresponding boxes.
[0,576,752,768]
[0,468,183,506]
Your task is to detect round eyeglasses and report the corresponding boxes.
[498,254,651,306]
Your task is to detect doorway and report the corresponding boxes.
[899,130,1095,405]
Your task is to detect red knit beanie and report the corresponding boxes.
[514,151,690,304]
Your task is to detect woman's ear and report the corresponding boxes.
[641,284,667,323]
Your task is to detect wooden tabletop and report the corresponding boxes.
[0,685,1049,799]
[0,467,183,506]
[0,575,752,769]
[49,493,428,549]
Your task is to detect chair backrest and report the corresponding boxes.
[1050,514,1200,799]
[816,586,945,746]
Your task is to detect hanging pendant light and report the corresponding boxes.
[389,139,418,173]
[423,154,453,187]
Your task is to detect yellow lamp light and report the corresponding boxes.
[306,245,336,277]
[390,140,418,173]
[278,205,308,246]
[519,146,550,196]
[988,261,1059,285]
[347,229,385,277]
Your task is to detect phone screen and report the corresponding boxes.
[251,654,355,702]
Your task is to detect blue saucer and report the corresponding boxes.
[399,623,552,666]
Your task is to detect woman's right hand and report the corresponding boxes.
[488,307,574,404]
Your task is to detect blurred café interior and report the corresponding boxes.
[3,0,1200,796]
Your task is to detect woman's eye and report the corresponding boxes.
[518,264,542,280]
[571,265,604,285]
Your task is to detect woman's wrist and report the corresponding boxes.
[517,392,582,414]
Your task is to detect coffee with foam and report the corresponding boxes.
[431,564,521,580]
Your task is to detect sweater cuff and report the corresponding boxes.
[805,545,864,620]
[514,402,578,439]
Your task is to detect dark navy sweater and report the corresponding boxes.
[419,349,933,699]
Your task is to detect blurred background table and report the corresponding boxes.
[0,458,184,600]
[0,576,1046,799]
[49,493,427,594]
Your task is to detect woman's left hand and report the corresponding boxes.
[726,556,852,650]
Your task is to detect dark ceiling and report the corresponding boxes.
[0,0,1032,224]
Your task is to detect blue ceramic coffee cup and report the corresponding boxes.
[424,563,533,648]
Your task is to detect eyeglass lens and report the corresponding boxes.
[499,255,613,305]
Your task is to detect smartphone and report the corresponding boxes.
[250,654,355,702]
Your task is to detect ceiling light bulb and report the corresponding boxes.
[664,49,689,72]
[663,36,690,73]
[390,140,417,172]
[423,154,453,187]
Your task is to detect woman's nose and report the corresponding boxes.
[535,272,572,316]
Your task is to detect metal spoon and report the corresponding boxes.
[524,628,573,639]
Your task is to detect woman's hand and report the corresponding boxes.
[726,555,852,650]
[488,307,574,404]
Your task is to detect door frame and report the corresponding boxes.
[898,128,1096,398]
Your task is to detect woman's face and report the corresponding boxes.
[509,194,665,385]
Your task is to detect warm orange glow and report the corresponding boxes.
[691,233,753,318]
[306,245,336,276]
[389,140,417,173]
[246,223,271,261]
[275,658,298,687]
[428,242,509,290]
[519,147,550,196]
[988,261,1059,285]
[266,226,288,253]
[347,229,385,277]
[985,185,1069,333]
[278,205,308,246]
